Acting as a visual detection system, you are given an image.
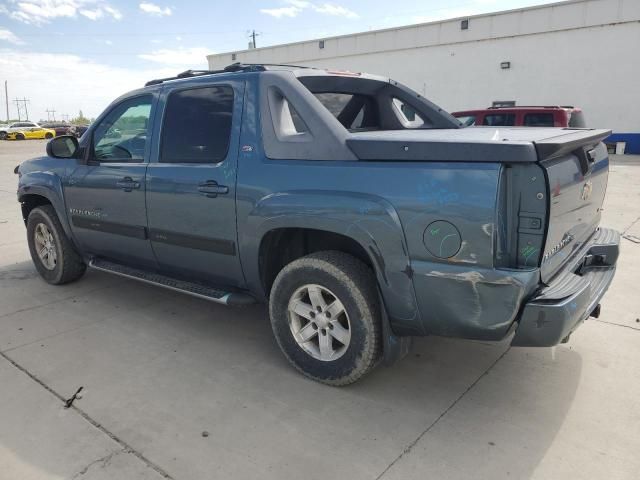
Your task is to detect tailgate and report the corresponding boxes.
[535,129,611,283]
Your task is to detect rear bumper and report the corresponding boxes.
[511,227,620,347]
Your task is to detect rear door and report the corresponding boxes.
[145,80,245,287]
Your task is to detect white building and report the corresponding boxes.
[208,0,640,153]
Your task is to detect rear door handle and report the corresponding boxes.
[198,181,229,198]
[116,176,140,192]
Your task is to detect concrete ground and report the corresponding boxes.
[0,139,638,480]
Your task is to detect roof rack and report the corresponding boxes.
[488,105,576,110]
[144,62,314,87]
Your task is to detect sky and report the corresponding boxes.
[0,0,558,122]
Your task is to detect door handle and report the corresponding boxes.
[198,181,229,198]
[116,176,141,192]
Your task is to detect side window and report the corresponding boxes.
[160,86,233,164]
[482,114,515,126]
[92,95,152,162]
[523,113,554,127]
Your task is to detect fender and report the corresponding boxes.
[17,170,75,242]
[240,190,425,336]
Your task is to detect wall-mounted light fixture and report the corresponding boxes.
[500,61,511,69]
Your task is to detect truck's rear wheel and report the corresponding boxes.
[269,251,381,385]
[27,205,86,285]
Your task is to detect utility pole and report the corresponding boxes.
[46,108,56,121]
[4,81,8,122]
[248,30,260,49]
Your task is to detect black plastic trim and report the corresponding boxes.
[149,229,236,256]
[71,215,148,239]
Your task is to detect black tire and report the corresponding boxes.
[27,205,86,285]
[16,133,25,140]
[45,132,54,139]
[269,251,382,386]
[0,132,6,140]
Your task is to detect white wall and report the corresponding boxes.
[208,0,640,133]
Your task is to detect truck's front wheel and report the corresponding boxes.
[269,251,382,385]
[27,205,86,285]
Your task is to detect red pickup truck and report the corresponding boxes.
[452,105,586,128]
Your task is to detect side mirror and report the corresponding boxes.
[46,135,79,159]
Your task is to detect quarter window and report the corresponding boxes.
[160,86,234,164]
[92,95,152,162]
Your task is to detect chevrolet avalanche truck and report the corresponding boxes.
[15,64,620,385]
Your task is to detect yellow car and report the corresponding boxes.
[6,124,56,140]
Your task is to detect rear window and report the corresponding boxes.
[160,86,234,163]
[523,113,555,127]
[313,93,378,130]
[482,114,515,126]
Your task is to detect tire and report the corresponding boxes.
[45,132,54,139]
[27,205,86,285]
[0,132,6,140]
[269,251,382,386]
[16,133,25,140]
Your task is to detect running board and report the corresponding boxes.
[89,258,255,306]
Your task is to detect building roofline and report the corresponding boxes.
[207,0,592,59]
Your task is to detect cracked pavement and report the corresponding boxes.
[1,141,639,479]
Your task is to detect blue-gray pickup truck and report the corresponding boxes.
[16,64,620,385]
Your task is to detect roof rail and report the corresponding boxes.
[144,63,268,87]
[487,105,576,110]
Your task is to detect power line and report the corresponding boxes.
[46,108,56,121]
[14,97,30,121]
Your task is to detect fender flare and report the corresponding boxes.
[241,190,425,335]
[17,171,74,241]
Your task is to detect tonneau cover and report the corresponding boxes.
[346,127,612,163]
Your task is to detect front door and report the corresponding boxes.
[145,81,245,287]
[64,94,157,268]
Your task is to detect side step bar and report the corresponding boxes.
[89,258,255,306]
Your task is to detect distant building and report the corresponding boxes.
[208,0,640,153]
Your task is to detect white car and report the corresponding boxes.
[0,121,42,140]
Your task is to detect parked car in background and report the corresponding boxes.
[69,124,90,138]
[5,124,56,140]
[452,105,586,128]
[0,121,46,140]
[41,122,73,136]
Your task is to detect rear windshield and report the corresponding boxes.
[295,75,453,132]
[313,92,378,131]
